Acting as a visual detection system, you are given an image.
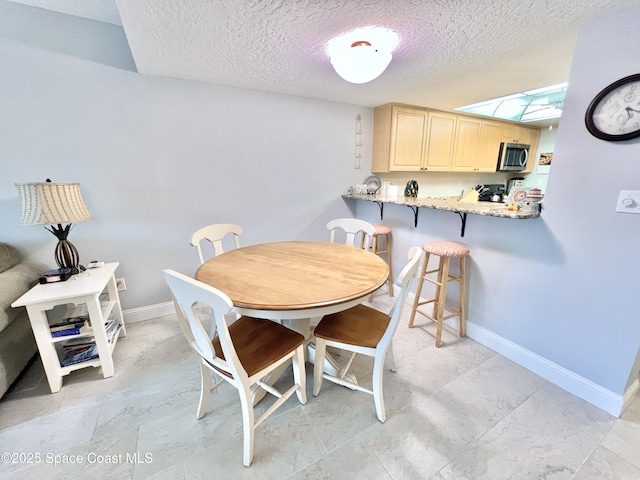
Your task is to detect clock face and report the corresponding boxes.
[585,74,640,141]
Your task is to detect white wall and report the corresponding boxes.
[524,127,557,192]
[354,4,640,413]
[2,1,639,415]
[0,3,368,309]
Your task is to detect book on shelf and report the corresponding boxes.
[49,304,91,337]
[50,320,90,337]
[60,342,99,367]
[107,323,122,342]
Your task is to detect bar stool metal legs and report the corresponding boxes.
[408,240,469,347]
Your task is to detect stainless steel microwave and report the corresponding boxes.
[497,142,529,171]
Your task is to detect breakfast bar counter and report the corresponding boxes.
[342,193,540,236]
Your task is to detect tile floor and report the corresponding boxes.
[1,292,639,479]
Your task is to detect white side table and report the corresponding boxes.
[11,262,126,393]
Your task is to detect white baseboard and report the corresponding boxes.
[405,291,631,417]
[464,320,627,417]
[127,298,635,417]
[123,301,175,324]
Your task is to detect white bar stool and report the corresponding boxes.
[408,240,469,347]
[368,224,394,300]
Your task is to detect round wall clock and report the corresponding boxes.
[585,73,640,141]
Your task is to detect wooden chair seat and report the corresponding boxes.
[314,304,390,349]
[211,316,304,377]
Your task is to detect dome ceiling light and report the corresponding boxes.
[327,27,399,84]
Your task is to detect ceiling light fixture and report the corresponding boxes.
[327,27,398,84]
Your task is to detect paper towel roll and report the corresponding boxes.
[386,185,398,199]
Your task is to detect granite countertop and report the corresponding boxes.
[341,193,541,219]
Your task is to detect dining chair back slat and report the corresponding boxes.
[191,223,244,264]
[326,218,375,249]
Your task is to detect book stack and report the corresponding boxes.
[38,268,72,284]
[49,305,90,338]
[51,303,122,367]
[60,341,99,367]
[105,314,122,342]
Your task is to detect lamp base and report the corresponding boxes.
[46,224,83,274]
[55,239,81,274]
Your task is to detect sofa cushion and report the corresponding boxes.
[0,243,21,274]
[0,261,46,334]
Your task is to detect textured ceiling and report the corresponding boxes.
[8,0,639,126]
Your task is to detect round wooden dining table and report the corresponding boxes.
[195,240,390,322]
[195,240,390,401]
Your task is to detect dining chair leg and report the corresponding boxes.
[386,343,397,372]
[292,347,308,404]
[196,362,212,419]
[313,338,327,396]
[239,384,256,467]
[372,353,387,422]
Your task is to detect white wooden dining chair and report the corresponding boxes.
[326,218,375,249]
[163,269,307,467]
[312,246,423,422]
[190,223,244,264]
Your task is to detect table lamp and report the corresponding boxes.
[15,180,93,275]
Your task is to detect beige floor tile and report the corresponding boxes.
[573,445,640,479]
[601,390,640,469]
[2,302,640,480]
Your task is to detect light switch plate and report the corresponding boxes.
[616,190,640,214]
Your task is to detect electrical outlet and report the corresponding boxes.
[116,278,126,291]
[615,190,640,214]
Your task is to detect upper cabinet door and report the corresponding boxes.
[389,106,428,171]
[372,104,428,173]
[476,120,504,172]
[450,117,481,171]
[424,111,457,171]
[501,124,530,144]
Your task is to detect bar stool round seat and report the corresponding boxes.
[369,224,394,299]
[408,240,469,347]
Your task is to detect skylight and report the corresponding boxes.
[455,82,568,123]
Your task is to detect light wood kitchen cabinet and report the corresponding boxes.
[523,128,541,173]
[501,124,530,144]
[450,117,481,171]
[476,120,505,172]
[372,103,542,174]
[451,118,503,172]
[373,104,428,172]
[423,111,457,171]
[372,104,456,173]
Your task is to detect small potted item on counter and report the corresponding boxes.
[404,180,419,197]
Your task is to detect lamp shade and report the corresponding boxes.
[15,182,93,225]
[330,41,392,84]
